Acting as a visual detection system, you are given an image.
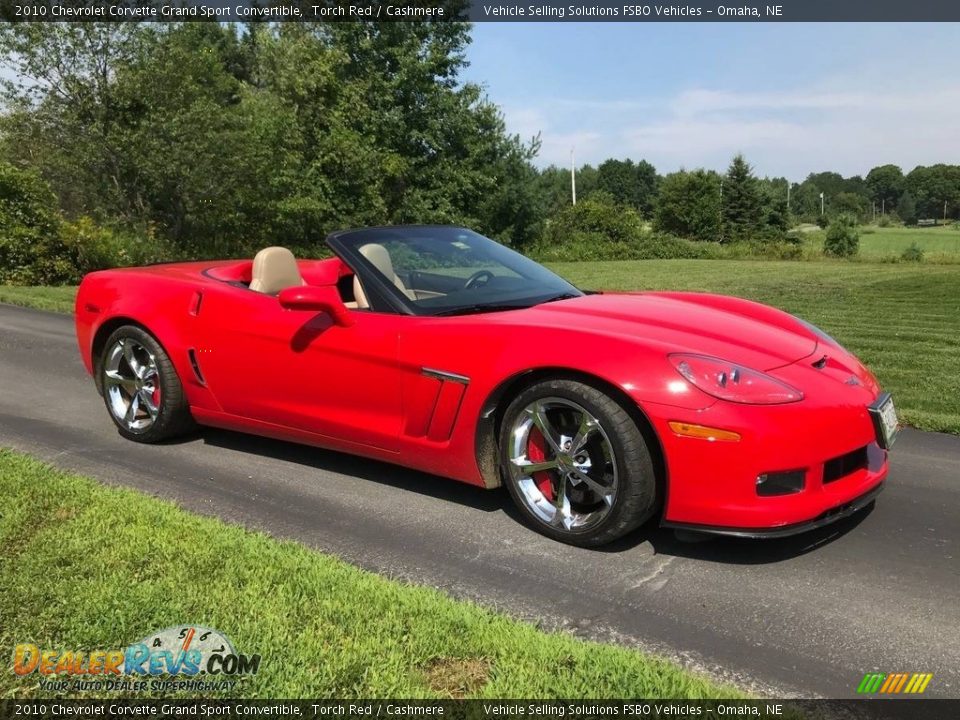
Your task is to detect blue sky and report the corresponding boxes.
[463,23,960,180]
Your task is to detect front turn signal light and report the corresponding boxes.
[668,422,741,443]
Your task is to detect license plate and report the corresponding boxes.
[869,393,900,449]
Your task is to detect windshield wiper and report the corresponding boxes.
[432,303,532,317]
[538,292,581,304]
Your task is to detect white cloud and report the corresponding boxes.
[504,84,960,179]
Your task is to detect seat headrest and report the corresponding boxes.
[249,246,305,295]
[359,243,396,281]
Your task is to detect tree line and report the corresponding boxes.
[0,20,540,283]
[0,21,957,284]
[542,157,960,238]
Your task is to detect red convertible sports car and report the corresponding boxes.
[75,225,898,546]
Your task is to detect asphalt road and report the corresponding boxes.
[1,303,958,698]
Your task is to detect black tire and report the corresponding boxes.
[498,378,658,547]
[99,324,195,443]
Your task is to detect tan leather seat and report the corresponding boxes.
[250,246,305,294]
[353,243,415,309]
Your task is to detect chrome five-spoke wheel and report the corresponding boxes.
[499,379,657,546]
[104,338,162,432]
[99,325,194,442]
[508,397,618,532]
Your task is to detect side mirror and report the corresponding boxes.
[278,285,354,327]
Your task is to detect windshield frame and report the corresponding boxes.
[326,225,582,317]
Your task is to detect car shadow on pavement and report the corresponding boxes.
[633,502,876,564]
[193,427,507,514]
[168,427,877,564]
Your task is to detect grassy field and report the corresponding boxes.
[2,255,959,434]
[0,284,76,313]
[803,224,960,262]
[0,449,737,699]
[549,259,960,434]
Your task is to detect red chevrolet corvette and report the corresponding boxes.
[75,225,897,546]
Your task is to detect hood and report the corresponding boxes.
[525,291,819,371]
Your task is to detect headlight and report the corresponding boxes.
[669,353,804,405]
[794,316,842,349]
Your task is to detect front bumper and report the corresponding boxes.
[662,480,884,538]
[646,381,890,533]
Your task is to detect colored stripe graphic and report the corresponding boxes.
[858,672,932,694]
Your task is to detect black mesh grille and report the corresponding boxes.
[824,446,869,483]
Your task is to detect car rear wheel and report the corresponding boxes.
[99,325,194,443]
[498,379,658,547]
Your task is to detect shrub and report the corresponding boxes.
[534,197,649,260]
[542,196,647,247]
[0,163,79,285]
[61,217,176,274]
[901,242,924,262]
[823,215,860,258]
[721,241,804,261]
[815,215,830,229]
[654,169,721,241]
[877,215,892,228]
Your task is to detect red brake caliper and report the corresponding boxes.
[528,427,554,501]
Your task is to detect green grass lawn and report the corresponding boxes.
[0,449,737,700]
[0,284,77,313]
[863,225,960,260]
[803,225,960,262]
[3,257,959,434]
[549,259,960,434]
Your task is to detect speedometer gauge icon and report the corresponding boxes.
[133,625,236,673]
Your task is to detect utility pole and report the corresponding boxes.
[882,198,885,216]
[820,192,824,217]
[873,201,877,223]
[946,200,949,222]
[786,182,791,214]
[719,178,724,242]
[570,147,577,206]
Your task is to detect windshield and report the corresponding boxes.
[332,226,582,316]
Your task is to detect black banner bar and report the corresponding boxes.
[2,0,960,22]
[1,700,959,720]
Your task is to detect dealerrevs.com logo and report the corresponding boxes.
[12,626,260,693]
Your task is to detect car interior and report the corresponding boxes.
[205,244,417,311]
[205,234,545,317]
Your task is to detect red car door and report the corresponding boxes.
[193,285,402,452]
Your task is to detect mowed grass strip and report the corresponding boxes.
[803,225,960,262]
[0,284,77,313]
[548,260,960,434]
[864,225,960,259]
[0,449,738,700]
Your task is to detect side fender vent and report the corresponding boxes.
[189,291,203,316]
[187,348,206,386]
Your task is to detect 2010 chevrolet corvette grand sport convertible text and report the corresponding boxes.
[74,226,898,546]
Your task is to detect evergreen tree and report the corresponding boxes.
[898,191,918,225]
[721,154,763,241]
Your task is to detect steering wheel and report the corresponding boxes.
[464,270,495,290]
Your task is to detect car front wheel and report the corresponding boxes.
[498,379,658,547]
